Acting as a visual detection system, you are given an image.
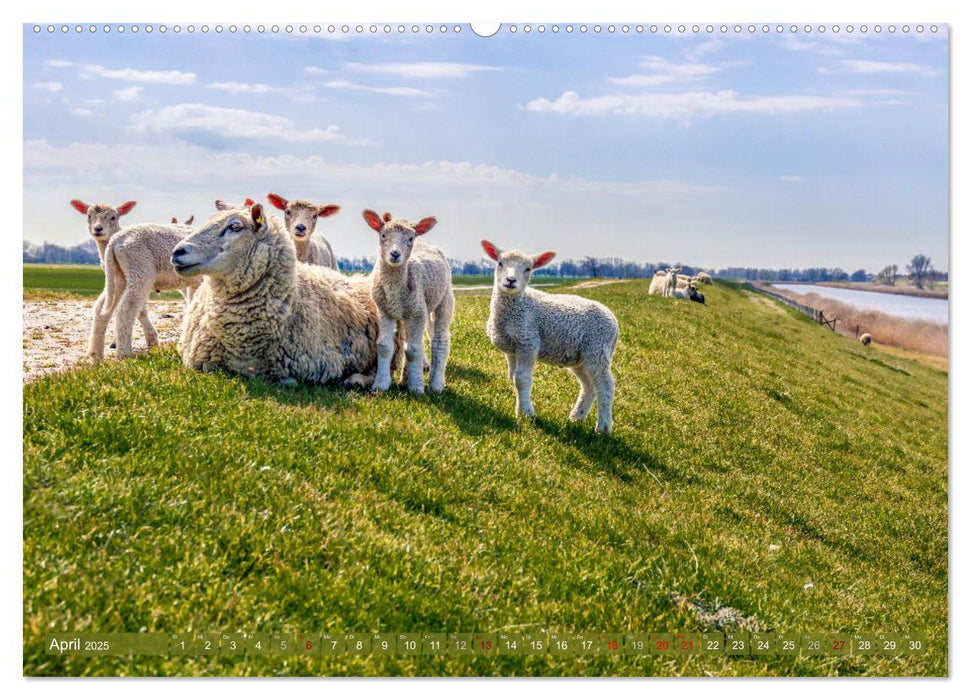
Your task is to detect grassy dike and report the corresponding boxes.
[23,280,948,676]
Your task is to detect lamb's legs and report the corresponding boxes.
[115,284,151,358]
[138,303,159,348]
[394,320,408,384]
[87,291,110,360]
[589,363,616,434]
[505,353,516,384]
[428,298,453,393]
[513,350,538,418]
[404,314,428,394]
[569,365,597,422]
[372,314,398,392]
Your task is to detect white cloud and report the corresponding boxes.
[840,88,914,96]
[526,90,863,121]
[32,81,63,93]
[610,56,722,87]
[68,108,94,118]
[783,35,847,57]
[323,80,434,98]
[304,66,331,75]
[822,60,941,77]
[682,38,724,61]
[113,86,143,102]
[779,175,804,182]
[344,62,502,78]
[208,82,281,95]
[44,59,196,84]
[129,103,374,146]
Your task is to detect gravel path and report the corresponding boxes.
[22,299,185,383]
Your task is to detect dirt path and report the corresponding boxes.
[22,299,185,383]
[571,279,623,289]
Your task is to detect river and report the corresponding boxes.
[772,284,948,324]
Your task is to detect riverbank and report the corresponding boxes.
[815,281,948,299]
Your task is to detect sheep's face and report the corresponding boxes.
[481,241,556,297]
[171,206,269,279]
[267,194,339,242]
[70,200,135,241]
[362,209,437,268]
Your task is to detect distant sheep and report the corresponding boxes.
[482,240,619,433]
[860,333,872,347]
[648,270,668,296]
[71,199,199,359]
[674,283,706,304]
[664,267,681,297]
[363,209,454,394]
[266,193,340,269]
[696,271,714,285]
[173,204,388,386]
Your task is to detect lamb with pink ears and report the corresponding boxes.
[266,193,340,269]
[482,240,620,433]
[363,209,454,394]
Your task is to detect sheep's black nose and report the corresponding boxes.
[506,276,516,283]
[172,246,187,259]
[295,224,307,233]
[390,251,401,261]
[93,225,103,233]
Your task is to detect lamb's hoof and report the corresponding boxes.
[429,380,445,394]
[278,377,298,388]
[596,423,613,434]
[569,411,587,422]
[408,383,426,395]
[369,377,392,392]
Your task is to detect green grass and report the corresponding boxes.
[23,264,184,300]
[23,280,948,676]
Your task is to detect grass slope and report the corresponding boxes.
[23,280,948,676]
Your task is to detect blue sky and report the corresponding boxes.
[23,24,948,271]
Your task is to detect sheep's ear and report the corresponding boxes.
[185,215,194,225]
[266,193,288,211]
[382,212,392,222]
[70,199,89,214]
[414,217,437,236]
[532,251,556,269]
[116,201,137,216]
[215,199,230,211]
[481,240,501,262]
[318,204,340,218]
[251,203,268,234]
[362,209,384,232]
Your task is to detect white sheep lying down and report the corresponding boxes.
[172,204,389,386]
[482,240,619,433]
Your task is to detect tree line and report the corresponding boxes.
[23,240,947,286]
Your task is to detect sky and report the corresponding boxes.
[22,23,949,272]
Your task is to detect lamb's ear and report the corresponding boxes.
[362,209,384,232]
[383,212,392,222]
[481,240,501,262]
[70,199,89,214]
[532,251,556,269]
[266,193,288,211]
[116,201,137,216]
[250,203,268,234]
[318,204,340,218]
[185,215,194,225]
[414,217,437,236]
[171,217,178,223]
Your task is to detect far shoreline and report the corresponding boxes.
[778,280,948,300]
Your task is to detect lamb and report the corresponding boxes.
[266,193,340,269]
[482,240,619,433]
[664,267,682,297]
[674,283,706,304]
[173,203,388,387]
[860,333,872,347]
[71,199,200,359]
[362,209,454,394]
[648,270,669,296]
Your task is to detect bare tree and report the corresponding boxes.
[876,264,899,286]
[907,254,934,289]
[584,256,601,278]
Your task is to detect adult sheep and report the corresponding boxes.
[172,204,389,387]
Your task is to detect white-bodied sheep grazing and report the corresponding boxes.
[266,193,340,270]
[860,333,872,347]
[482,240,619,433]
[71,199,200,360]
[362,209,454,394]
[173,204,387,387]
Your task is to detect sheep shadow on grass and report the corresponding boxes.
[533,416,673,486]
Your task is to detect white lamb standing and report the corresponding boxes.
[664,267,682,297]
[266,193,340,270]
[70,199,200,360]
[482,240,619,433]
[363,209,454,394]
[173,203,388,387]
